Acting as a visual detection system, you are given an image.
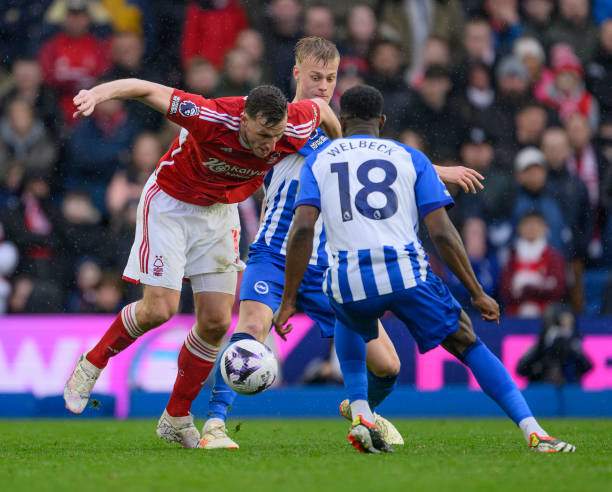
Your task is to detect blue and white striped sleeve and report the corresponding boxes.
[405,146,454,218]
[294,153,321,210]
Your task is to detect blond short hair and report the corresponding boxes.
[294,36,340,66]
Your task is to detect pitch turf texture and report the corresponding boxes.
[1,419,610,492]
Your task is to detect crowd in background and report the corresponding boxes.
[1,0,612,319]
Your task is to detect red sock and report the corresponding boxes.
[166,328,218,417]
[86,302,143,369]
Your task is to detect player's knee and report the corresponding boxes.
[147,302,177,327]
[237,321,268,342]
[140,300,177,328]
[369,354,401,378]
[442,312,476,359]
[196,311,231,344]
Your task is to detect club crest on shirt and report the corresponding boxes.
[179,100,199,117]
[153,256,164,276]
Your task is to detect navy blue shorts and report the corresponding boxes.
[330,273,462,353]
[240,259,335,338]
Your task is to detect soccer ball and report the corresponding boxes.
[220,339,279,395]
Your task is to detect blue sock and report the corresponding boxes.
[334,321,368,402]
[367,370,397,410]
[462,339,533,425]
[207,332,255,421]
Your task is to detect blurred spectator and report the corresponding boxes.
[501,211,567,317]
[93,271,124,313]
[513,37,548,89]
[0,1,47,67]
[0,57,59,136]
[461,17,495,66]
[565,112,606,208]
[402,65,465,161]
[365,40,412,135]
[8,274,64,313]
[521,0,555,44]
[410,36,451,87]
[536,44,599,128]
[331,66,364,113]
[542,127,591,311]
[399,129,426,151]
[338,4,377,76]
[0,99,58,188]
[214,49,256,97]
[145,0,185,87]
[586,19,612,119]
[235,29,265,84]
[104,31,163,130]
[57,190,106,266]
[65,97,140,212]
[443,216,499,312]
[44,0,112,33]
[517,303,592,384]
[99,0,156,55]
[484,0,523,57]
[263,0,303,95]
[1,170,62,283]
[379,0,464,76]
[488,56,532,168]
[39,0,111,125]
[546,0,599,64]
[0,221,19,314]
[106,199,138,277]
[304,4,335,41]
[512,147,568,253]
[106,131,160,216]
[184,58,219,98]
[67,258,102,312]
[457,128,514,225]
[515,103,549,149]
[452,16,495,94]
[181,0,248,70]
[456,62,494,128]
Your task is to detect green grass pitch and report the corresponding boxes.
[1,419,610,492]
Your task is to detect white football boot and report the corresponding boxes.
[63,354,102,414]
[156,410,201,448]
[529,433,576,453]
[199,418,239,450]
[339,399,405,445]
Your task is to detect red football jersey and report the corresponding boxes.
[154,89,320,206]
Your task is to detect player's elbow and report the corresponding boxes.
[291,222,315,240]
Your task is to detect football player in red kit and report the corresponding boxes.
[63,78,342,447]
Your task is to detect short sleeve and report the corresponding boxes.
[166,89,220,139]
[407,147,454,218]
[284,100,321,152]
[294,153,321,210]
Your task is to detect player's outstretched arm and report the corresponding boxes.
[73,78,173,119]
[310,98,342,139]
[423,207,500,322]
[273,205,320,340]
[433,165,484,194]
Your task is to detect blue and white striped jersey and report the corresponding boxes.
[295,135,454,304]
[249,127,331,268]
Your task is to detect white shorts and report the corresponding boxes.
[123,174,245,293]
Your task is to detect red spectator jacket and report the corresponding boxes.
[181,0,248,69]
[39,32,110,123]
[500,244,567,317]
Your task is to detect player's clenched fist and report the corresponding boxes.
[471,293,500,323]
[272,302,297,341]
[73,89,98,119]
